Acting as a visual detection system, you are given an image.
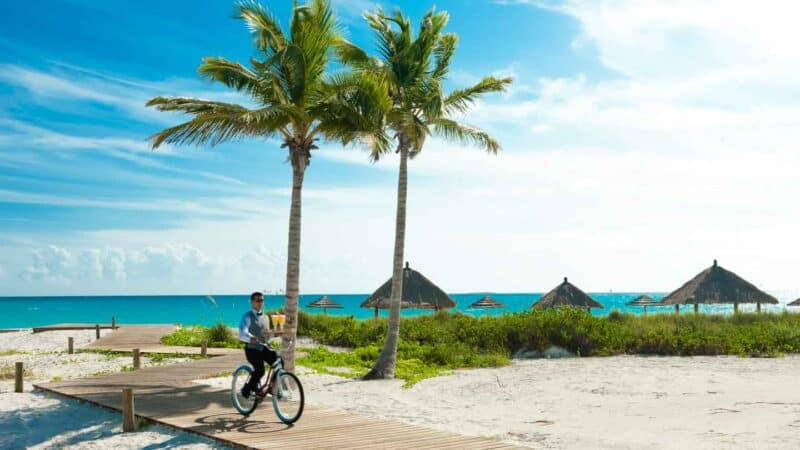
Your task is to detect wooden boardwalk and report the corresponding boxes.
[35,326,520,449]
[83,324,238,356]
[32,323,118,333]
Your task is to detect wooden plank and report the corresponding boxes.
[32,325,523,450]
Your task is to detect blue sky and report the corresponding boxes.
[2,0,799,297]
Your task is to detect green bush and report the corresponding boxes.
[297,309,800,358]
[207,322,235,346]
[161,324,240,349]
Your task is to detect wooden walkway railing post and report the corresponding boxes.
[133,348,141,370]
[122,388,136,432]
[14,362,23,393]
[112,316,116,329]
[68,337,74,354]
[95,324,100,340]
[201,339,207,357]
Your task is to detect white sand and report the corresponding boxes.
[0,329,193,392]
[0,329,226,449]
[199,355,800,449]
[0,391,224,449]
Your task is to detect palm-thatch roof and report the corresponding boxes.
[659,260,778,305]
[627,295,660,306]
[531,277,604,310]
[788,298,800,307]
[307,296,343,309]
[469,296,505,309]
[360,262,456,310]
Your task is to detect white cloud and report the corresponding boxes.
[0,63,251,125]
[22,244,216,288]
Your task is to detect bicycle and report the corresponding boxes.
[230,344,305,424]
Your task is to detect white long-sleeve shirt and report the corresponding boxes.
[238,309,266,344]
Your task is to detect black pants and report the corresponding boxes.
[244,345,279,391]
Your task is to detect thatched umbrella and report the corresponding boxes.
[469,296,505,316]
[660,260,778,313]
[788,298,800,307]
[361,262,456,318]
[626,295,659,316]
[307,296,343,315]
[531,277,604,312]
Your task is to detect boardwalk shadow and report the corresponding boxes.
[192,412,292,435]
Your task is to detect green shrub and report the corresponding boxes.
[207,322,235,346]
[296,309,800,359]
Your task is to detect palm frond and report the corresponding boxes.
[237,0,286,54]
[146,97,250,115]
[431,118,500,153]
[431,33,457,80]
[443,76,512,116]
[198,57,263,93]
[148,114,263,148]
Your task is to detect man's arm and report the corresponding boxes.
[238,313,256,343]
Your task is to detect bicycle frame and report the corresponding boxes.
[255,358,282,397]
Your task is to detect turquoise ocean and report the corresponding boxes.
[0,293,787,329]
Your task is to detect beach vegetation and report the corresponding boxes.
[298,309,800,365]
[338,7,511,379]
[0,362,32,380]
[160,324,240,349]
[145,0,389,373]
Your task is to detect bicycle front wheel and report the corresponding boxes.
[231,365,259,416]
[272,371,304,424]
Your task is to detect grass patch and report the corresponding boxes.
[297,346,459,388]
[0,362,33,380]
[0,350,24,357]
[161,323,240,349]
[295,309,800,384]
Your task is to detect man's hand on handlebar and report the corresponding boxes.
[250,337,257,344]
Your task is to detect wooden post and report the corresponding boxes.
[200,340,207,357]
[133,348,140,370]
[374,307,378,319]
[112,316,116,329]
[675,304,680,314]
[734,303,739,314]
[95,324,100,340]
[122,388,136,432]
[694,304,699,314]
[14,362,23,393]
[757,302,761,313]
[68,337,74,354]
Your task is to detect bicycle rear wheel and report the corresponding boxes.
[231,365,259,416]
[271,371,304,424]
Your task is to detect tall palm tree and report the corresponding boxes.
[145,0,387,371]
[338,8,512,379]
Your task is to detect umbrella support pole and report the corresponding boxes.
[675,304,679,314]
[694,304,698,314]
[734,303,739,314]
[757,303,761,313]
[643,306,647,317]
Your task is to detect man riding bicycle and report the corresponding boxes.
[238,291,279,398]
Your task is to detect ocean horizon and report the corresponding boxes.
[0,292,791,329]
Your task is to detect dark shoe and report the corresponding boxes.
[241,386,251,399]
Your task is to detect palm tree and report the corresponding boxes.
[145,0,387,371]
[338,8,512,379]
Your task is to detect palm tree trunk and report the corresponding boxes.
[364,138,409,380]
[282,153,307,373]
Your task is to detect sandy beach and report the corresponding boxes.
[0,329,227,449]
[200,355,800,449]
